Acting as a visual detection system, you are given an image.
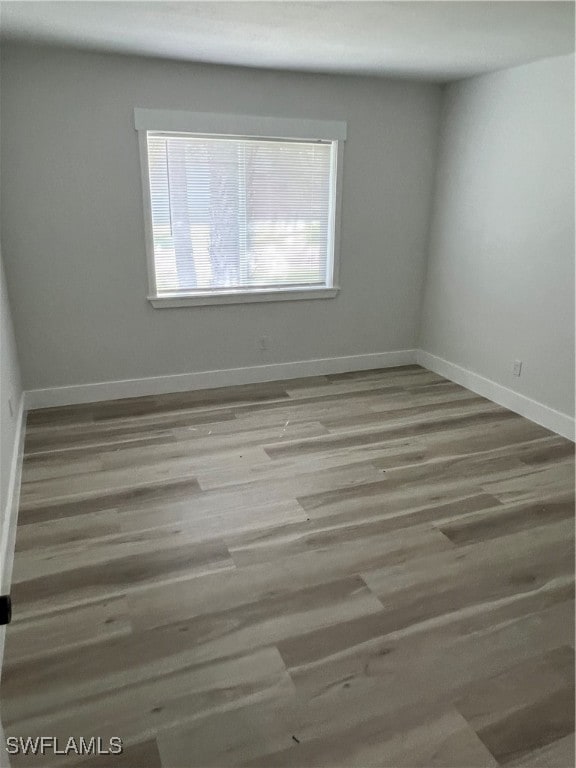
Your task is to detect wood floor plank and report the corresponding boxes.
[284,369,445,399]
[10,532,235,618]
[24,422,182,455]
[5,647,293,767]
[362,519,574,619]
[229,518,453,570]
[506,734,575,768]
[482,461,575,503]
[157,697,298,768]
[319,394,497,430]
[132,574,383,667]
[372,432,567,471]
[226,515,453,568]
[230,381,476,426]
[280,595,574,704]
[265,408,522,460]
[413,417,554,455]
[2,630,291,724]
[156,459,384,519]
[12,525,232,582]
[196,448,381,492]
[298,476,495,520]
[17,477,204,524]
[14,509,121,552]
[245,706,499,768]
[438,493,575,545]
[117,497,308,540]
[3,596,132,665]
[456,646,575,765]
[65,739,163,768]
[224,493,495,561]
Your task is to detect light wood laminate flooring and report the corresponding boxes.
[1,365,574,767]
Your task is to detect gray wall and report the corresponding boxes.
[0,43,442,390]
[420,54,575,417]
[0,245,22,579]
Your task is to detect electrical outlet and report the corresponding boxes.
[8,397,14,417]
[512,360,522,377]
[258,336,268,351]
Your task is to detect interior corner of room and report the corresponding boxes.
[1,43,573,437]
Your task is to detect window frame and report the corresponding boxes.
[134,108,346,308]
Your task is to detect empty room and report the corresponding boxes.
[0,1,574,766]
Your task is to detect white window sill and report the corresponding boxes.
[148,287,340,308]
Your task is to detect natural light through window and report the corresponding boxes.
[148,133,336,295]
[136,110,345,307]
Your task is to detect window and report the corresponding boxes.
[135,109,346,307]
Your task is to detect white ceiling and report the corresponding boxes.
[1,1,574,82]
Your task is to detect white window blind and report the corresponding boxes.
[144,132,337,297]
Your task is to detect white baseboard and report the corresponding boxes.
[417,350,575,441]
[22,348,575,440]
[0,392,26,673]
[24,349,418,409]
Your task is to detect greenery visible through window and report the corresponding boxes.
[145,132,337,296]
